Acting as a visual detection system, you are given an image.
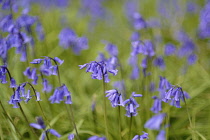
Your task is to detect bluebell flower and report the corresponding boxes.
[105,43,118,56]
[132,131,149,140]
[36,22,45,40]
[59,28,88,54]
[49,84,72,104]
[23,67,38,85]
[143,40,155,57]
[30,117,46,129]
[158,76,172,98]
[88,136,106,140]
[30,117,61,139]
[124,93,142,117]
[156,130,166,140]
[187,54,197,65]
[150,96,162,113]
[105,89,124,107]
[153,56,165,70]
[198,2,210,38]
[162,86,188,108]
[131,32,140,41]
[68,134,75,140]
[79,61,118,83]
[132,12,147,30]
[31,56,64,76]
[130,66,140,80]
[144,113,166,130]
[10,77,17,88]
[164,43,176,56]
[42,78,52,93]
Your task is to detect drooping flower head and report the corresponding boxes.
[123,92,142,117]
[162,86,190,108]
[79,61,118,83]
[105,89,124,107]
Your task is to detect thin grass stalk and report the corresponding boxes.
[0,100,22,138]
[18,102,39,139]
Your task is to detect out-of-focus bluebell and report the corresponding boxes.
[151,96,162,113]
[130,32,140,41]
[144,113,166,130]
[132,12,147,30]
[164,43,176,56]
[132,131,149,140]
[187,54,197,65]
[59,28,88,55]
[198,1,210,38]
[156,130,166,140]
[68,134,75,140]
[153,56,165,70]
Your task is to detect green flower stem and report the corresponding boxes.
[102,73,109,140]
[129,114,133,140]
[52,58,80,140]
[27,82,52,129]
[118,106,122,140]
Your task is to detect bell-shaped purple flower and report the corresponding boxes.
[124,94,142,117]
[150,96,162,113]
[105,89,124,107]
[153,56,165,70]
[156,130,166,140]
[144,113,166,130]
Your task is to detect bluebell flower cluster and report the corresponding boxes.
[79,61,118,83]
[49,84,72,104]
[59,28,88,55]
[0,0,45,62]
[132,131,149,140]
[30,117,61,140]
[8,82,41,108]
